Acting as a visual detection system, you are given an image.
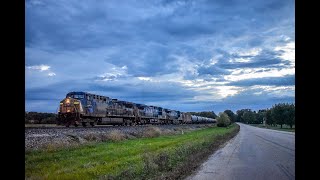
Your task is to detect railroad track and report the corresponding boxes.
[25,123,190,129]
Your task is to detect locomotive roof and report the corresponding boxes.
[65,92,191,114]
[67,91,109,98]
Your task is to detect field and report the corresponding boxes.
[25,124,239,179]
[249,123,295,132]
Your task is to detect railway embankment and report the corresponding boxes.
[25,123,239,179]
[26,124,215,151]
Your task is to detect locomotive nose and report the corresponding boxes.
[59,97,83,113]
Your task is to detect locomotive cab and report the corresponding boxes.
[57,91,110,127]
[57,97,84,127]
[58,97,84,114]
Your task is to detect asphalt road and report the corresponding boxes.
[186,123,295,180]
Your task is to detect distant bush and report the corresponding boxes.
[189,111,218,119]
[217,113,231,127]
[83,133,99,142]
[142,126,162,138]
[25,111,57,124]
[29,120,40,124]
[83,130,127,142]
[106,130,126,141]
[41,117,56,124]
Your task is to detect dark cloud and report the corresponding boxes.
[227,75,295,86]
[25,0,295,112]
[215,49,292,70]
[197,65,230,76]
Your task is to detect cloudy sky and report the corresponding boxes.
[25,0,295,113]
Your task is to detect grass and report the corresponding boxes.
[25,124,239,180]
[249,123,295,132]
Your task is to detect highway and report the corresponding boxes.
[186,123,295,180]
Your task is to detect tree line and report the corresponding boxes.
[216,103,295,128]
[188,111,218,119]
[25,111,57,124]
[192,103,295,128]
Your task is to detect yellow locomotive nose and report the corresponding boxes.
[59,97,84,114]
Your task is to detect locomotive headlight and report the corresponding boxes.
[66,99,70,104]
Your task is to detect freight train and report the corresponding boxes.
[57,91,216,127]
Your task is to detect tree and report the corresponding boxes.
[224,110,236,123]
[271,103,286,128]
[256,110,266,124]
[25,111,57,124]
[284,104,295,128]
[189,111,217,119]
[236,109,244,122]
[269,103,295,128]
[211,111,218,119]
[217,112,231,127]
[236,109,252,123]
[265,109,274,126]
[236,110,243,122]
[232,103,295,127]
[242,110,256,124]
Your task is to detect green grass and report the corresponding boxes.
[25,124,238,180]
[249,123,295,132]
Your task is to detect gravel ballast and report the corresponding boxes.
[25,124,215,151]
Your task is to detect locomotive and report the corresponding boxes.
[57,91,216,127]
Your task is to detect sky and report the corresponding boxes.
[25,0,295,114]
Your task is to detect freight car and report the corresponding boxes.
[57,91,216,127]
